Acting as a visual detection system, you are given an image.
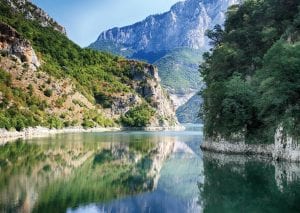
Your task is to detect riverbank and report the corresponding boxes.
[0,125,185,144]
[201,130,300,162]
[0,126,121,144]
[123,125,185,131]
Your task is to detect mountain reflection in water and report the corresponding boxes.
[0,126,203,213]
[1,125,300,213]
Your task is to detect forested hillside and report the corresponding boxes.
[0,0,178,131]
[201,0,300,143]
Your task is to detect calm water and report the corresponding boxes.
[1,124,300,213]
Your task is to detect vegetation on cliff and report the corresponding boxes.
[0,1,173,131]
[154,48,203,93]
[120,104,155,127]
[200,0,300,143]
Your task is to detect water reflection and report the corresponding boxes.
[70,129,203,213]
[0,131,190,213]
[4,126,300,213]
[200,152,300,213]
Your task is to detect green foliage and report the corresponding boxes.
[43,88,53,97]
[83,110,115,128]
[120,104,155,127]
[82,119,96,129]
[155,48,203,93]
[200,0,300,142]
[48,116,64,129]
[255,41,300,137]
[0,69,67,131]
[220,74,256,135]
[0,68,12,86]
[94,92,113,108]
[0,1,155,129]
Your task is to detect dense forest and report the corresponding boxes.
[200,0,300,143]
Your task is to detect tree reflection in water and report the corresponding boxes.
[0,133,175,213]
[199,152,300,213]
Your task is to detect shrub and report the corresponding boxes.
[82,119,95,129]
[120,104,155,127]
[44,89,53,97]
[48,116,63,129]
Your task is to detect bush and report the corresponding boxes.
[47,116,63,129]
[0,68,12,86]
[44,89,53,97]
[120,104,155,127]
[82,119,95,129]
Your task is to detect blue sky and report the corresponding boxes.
[32,0,180,47]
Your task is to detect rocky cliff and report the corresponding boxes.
[0,22,40,69]
[201,126,300,162]
[128,61,178,127]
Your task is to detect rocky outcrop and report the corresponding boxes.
[0,22,40,69]
[273,126,300,162]
[4,0,66,34]
[100,61,179,127]
[128,61,179,127]
[201,138,274,156]
[201,126,300,162]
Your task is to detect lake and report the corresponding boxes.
[1,124,300,213]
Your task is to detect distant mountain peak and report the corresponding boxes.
[90,0,240,56]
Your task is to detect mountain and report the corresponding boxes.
[90,0,240,123]
[176,94,202,123]
[0,0,179,131]
[154,48,204,94]
[90,0,240,58]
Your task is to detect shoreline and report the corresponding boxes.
[0,126,121,144]
[0,125,185,144]
[201,136,300,163]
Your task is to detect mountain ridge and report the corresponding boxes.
[90,0,240,56]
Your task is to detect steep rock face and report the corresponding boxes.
[0,22,40,69]
[201,126,300,162]
[128,61,178,127]
[103,61,179,127]
[90,0,240,55]
[273,126,300,162]
[3,0,66,34]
